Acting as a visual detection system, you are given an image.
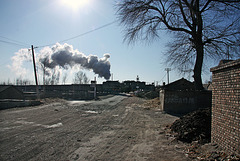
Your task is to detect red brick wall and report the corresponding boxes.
[210,59,240,154]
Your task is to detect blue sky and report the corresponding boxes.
[0,0,213,85]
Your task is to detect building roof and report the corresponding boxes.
[161,78,194,91]
[0,85,23,94]
[0,86,12,93]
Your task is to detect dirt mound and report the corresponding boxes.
[41,98,67,104]
[136,91,159,99]
[142,98,160,109]
[170,108,211,144]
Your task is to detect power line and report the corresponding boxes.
[160,73,167,82]
[37,20,117,48]
[0,35,30,46]
[0,21,117,49]
[59,21,117,43]
[0,39,28,48]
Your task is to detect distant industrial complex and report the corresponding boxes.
[0,78,155,101]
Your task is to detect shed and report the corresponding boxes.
[159,78,211,115]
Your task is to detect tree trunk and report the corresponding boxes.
[193,43,204,90]
[193,0,204,91]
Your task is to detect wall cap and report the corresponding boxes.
[210,59,240,72]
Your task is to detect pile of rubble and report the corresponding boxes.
[170,108,211,144]
[169,108,240,160]
[184,142,240,160]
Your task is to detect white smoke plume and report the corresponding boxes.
[8,48,32,77]
[38,43,111,79]
[9,43,111,80]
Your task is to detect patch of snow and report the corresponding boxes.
[44,123,63,128]
[85,110,98,114]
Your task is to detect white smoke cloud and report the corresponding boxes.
[9,43,111,80]
[8,48,32,77]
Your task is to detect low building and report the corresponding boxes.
[103,81,121,93]
[159,78,212,115]
[0,85,24,100]
[122,80,146,92]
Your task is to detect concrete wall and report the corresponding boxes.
[160,90,212,115]
[0,100,41,110]
[43,84,93,100]
[210,59,240,155]
[16,84,94,100]
[16,81,155,100]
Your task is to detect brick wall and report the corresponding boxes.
[210,59,240,155]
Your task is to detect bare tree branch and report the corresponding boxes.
[116,0,240,90]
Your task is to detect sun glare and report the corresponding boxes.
[61,0,91,11]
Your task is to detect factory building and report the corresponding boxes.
[8,78,155,100]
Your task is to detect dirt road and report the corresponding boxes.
[0,95,189,161]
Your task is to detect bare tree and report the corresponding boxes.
[7,78,12,85]
[73,71,90,84]
[83,73,90,84]
[62,73,68,85]
[39,57,48,86]
[116,0,240,90]
[45,78,51,85]
[15,77,31,85]
[0,81,6,85]
[50,69,60,85]
[38,57,60,85]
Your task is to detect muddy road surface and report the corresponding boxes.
[0,95,189,161]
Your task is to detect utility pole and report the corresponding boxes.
[31,45,39,99]
[165,68,171,84]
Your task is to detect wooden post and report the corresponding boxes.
[31,45,40,99]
